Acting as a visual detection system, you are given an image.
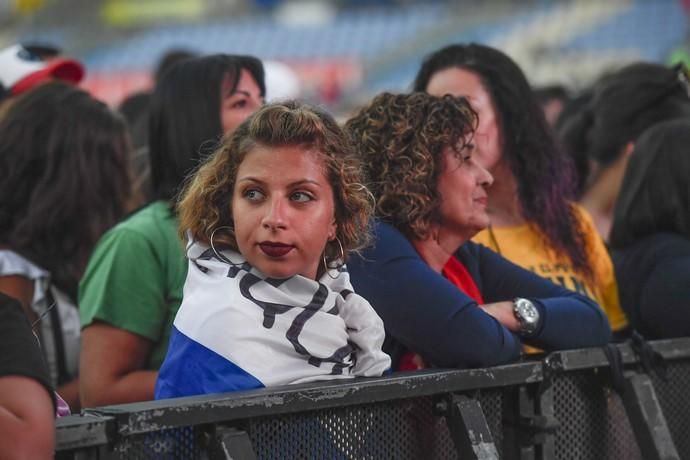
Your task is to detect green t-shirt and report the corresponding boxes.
[79,201,187,369]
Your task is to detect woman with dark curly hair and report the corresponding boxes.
[413,43,627,336]
[0,81,132,411]
[609,119,690,339]
[345,92,611,370]
[155,101,390,398]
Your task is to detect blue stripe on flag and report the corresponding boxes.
[155,326,264,399]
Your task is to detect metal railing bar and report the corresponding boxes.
[55,414,115,451]
[88,361,543,435]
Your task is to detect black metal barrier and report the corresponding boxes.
[56,338,690,459]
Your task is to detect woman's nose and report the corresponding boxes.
[477,162,494,187]
[262,197,287,230]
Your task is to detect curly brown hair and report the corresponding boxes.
[178,100,373,269]
[344,92,476,240]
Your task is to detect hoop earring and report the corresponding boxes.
[209,226,234,261]
[322,236,345,279]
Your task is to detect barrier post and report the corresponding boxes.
[205,425,257,460]
[621,371,679,460]
[442,393,500,460]
[502,384,558,460]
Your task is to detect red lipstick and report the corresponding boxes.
[259,242,294,257]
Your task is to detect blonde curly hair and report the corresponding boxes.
[177,100,373,269]
[345,92,476,240]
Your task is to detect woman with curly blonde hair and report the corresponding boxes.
[345,92,611,370]
[156,101,390,399]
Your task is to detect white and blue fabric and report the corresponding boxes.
[155,240,390,399]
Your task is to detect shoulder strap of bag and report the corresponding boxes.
[46,287,70,385]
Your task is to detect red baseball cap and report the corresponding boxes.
[0,44,84,97]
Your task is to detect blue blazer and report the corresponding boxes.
[348,222,612,369]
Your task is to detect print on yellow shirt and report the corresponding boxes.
[472,204,628,332]
[530,263,595,299]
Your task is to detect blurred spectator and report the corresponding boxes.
[118,48,198,203]
[553,89,595,196]
[118,47,197,135]
[533,84,569,127]
[0,43,83,106]
[0,82,133,411]
[79,54,265,407]
[610,119,690,339]
[153,49,197,83]
[117,91,152,133]
[559,62,690,240]
[0,292,55,459]
[415,43,627,336]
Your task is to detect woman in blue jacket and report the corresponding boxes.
[344,92,612,370]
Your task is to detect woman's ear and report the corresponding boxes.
[328,220,337,241]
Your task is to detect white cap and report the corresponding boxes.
[0,44,84,97]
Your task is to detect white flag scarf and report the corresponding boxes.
[155,239,390,399]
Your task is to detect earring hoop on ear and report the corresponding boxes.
[334,236,345,263]
[209,226,234,260]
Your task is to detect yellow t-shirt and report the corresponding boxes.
[472,204,628,332]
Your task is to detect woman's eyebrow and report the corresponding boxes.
[288,179,322,187]
[236,176,263,184]
[229,89,251,98]
[236,177,322,187]
[235,176,322,188]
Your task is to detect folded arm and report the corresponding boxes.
[474,244,612,349]
[348,224,522,369]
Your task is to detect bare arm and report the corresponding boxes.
[0,376,55,460]
[79,322,157,407]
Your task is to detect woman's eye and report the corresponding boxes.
[231,99,247,109]
[244,189,264,201]
[290,191,313,203]
[462,145,475,162]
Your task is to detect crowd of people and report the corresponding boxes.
[1,38,689,457]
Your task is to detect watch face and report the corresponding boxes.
[514,298,540,334]
[517,302,538,322]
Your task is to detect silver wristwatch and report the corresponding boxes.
[513,298,540,337]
